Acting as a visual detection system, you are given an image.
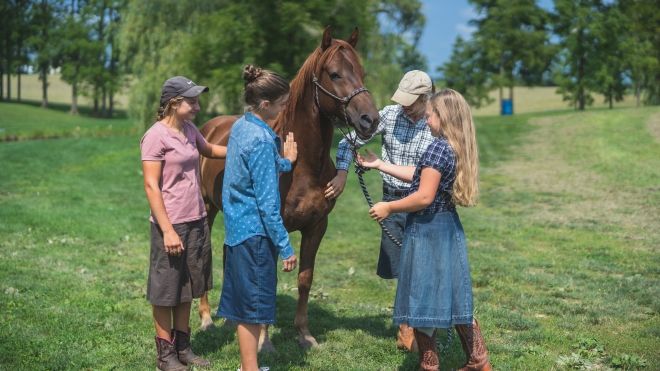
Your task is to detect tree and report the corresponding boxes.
[0,0,31,101]
[619,0,660,106]
[438,36,493,108]
[591,2,627,109]
[469,0,553,110]
[118,1,212,126]
[552,0,603,110]
[29,0,63,108]
[58,0,95,114]
[119,0,428,128]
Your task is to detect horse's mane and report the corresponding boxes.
[278,39,362,130]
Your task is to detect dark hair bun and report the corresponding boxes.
[243,65,263,84]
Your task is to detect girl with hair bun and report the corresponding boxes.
[218,65,298,371]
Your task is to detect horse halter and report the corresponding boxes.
[312,73,369,108]
[311,72,370,152]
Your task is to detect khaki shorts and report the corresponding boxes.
[147,218,212,306]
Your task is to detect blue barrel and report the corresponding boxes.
[501,99,513,115]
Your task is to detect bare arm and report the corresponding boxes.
[198,140,227,159]
[357,149,416,182]
[142,160,184,255]
[369,167,441,221]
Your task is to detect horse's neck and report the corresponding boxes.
[274,98,334,168]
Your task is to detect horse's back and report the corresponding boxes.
[200,115,239,212]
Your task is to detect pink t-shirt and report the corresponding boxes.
[140,120,208,224]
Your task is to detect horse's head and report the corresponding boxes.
[313,27,379,140]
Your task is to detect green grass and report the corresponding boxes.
[0,102,137,141]
[0,103,658,370]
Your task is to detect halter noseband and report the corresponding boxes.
[312,73,369,108]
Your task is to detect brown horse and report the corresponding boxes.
[197,27,379,348]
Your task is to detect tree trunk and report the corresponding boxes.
[578,54,585,111]
[40,67,48,108]
[4,25,10,101]
[93,94,99,115]
[102,87,107,117]
[70,81,79,114]
[608,85,613,109]
[0,70,4,100]
[109,91,114,118]
[17,70,21,101]
[577,26,585,111]
[635,83,640,107]
[498,65,504,105]
[6,73,11,101]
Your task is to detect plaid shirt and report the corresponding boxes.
[336,104,435,190]
[410,137,457,214]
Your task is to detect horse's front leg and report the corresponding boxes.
[198,205,220,331]
[295,217,327,348]
[198,293,213,330]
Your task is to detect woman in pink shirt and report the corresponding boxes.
[140,76,226,371]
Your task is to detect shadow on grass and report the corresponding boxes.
[191,295,469,370]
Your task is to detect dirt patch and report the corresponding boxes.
[493,114,658,246]
[647,112,660,142]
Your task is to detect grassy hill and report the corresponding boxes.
[471,86,638,116]
[0,102,657,369]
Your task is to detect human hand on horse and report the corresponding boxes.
[284,132,297,164]
[282,254,297,272]
[325,170,347,200]
[369,202,392,222]
[356,149,383,170]
[163,229,185,256]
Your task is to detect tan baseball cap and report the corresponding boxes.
[391,70,433,107]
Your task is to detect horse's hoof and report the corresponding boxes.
[298,335,319,349]
[199,316,214,331]
[258,338,277,353]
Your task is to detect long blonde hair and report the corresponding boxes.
[430,89,479,207]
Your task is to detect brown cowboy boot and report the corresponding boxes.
[155,337,187,371]
[454,319,492,371]
[413,328,439,371]
[396,323,419,352]
[173,328,211,368]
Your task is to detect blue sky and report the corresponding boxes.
[418,0,554,76]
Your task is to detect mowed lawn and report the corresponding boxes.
[0,102,658,370]
[0,102,136,141]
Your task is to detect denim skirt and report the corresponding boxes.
[393,210,473,328]
[218,235,278,324]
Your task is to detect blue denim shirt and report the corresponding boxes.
[222,112,294,259]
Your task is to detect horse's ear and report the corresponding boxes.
[347,27,359,48]
[321,26,333,50]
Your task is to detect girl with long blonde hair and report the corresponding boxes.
[359,88,491,371]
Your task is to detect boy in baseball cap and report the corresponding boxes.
[328,70,436,352]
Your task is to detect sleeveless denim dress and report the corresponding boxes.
[392,137,474,328]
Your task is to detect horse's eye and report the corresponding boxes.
[330,72,341,81]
